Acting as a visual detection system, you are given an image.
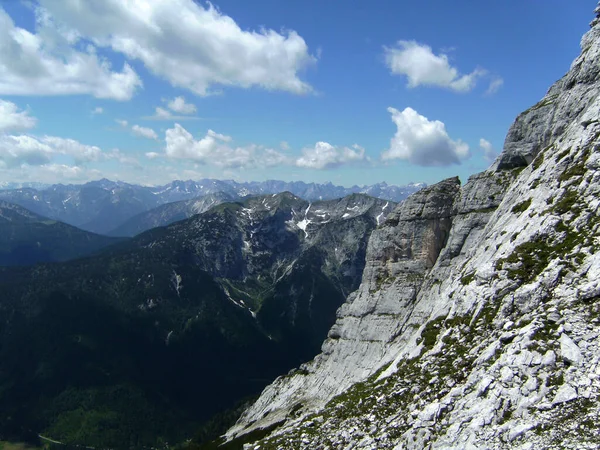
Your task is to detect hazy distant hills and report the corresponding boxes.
[0,201,123,266]
[0,178,424,235]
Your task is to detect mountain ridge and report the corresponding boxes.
[0,179,424,235]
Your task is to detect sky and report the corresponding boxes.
[0,0,596,187]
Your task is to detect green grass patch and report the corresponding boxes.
[532,151,545,170]
[511,198,532,214]
[460,271,476,286]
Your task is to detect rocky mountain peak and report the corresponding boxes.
[593,2,600,26]
[492,6,600,171]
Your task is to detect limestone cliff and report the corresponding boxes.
[226,4,600,448]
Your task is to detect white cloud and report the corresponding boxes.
[384,41,486,92]
[131,124,158,140]
[38,0,316,96]
[91,106,103,115]
[145,151,161,159]
[0,99,37,132]
[0,135,53,167]
[155,107,173,120]
[0,134,107,167]
[42,136,103,163]
[167,96,196,114]
[280,141,291,151]
[25,164,102,182]
[479,138,498,162]
[41,163,85,178]
[106,148,141,167]
[381,107,469,166]
[485,77,504,95]
[295,142,367,170]
[116,120,158,140]
[0,7,142,100]
[143,106,201,121]
[164,124,287,168]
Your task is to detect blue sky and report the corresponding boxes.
[0,0,595,187]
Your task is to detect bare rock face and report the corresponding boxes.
[226,3,600,449]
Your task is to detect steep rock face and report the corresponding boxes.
[227,6,600,449]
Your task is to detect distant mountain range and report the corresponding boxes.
[0,179,425,235]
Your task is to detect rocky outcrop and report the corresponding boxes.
[226,4,600,449]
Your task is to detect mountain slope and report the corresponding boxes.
[226,5,600,449]
[0,201,122,266]
[109,192,237,237]
[0,192,394,447]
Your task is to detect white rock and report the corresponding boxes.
[552,384,578,404]
[542,350,556,367]
[508,423,535,441]
[500,366,514,383]
[559,334,583,365]
[418,402,441,422]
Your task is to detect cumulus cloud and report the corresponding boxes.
[116,120,158,140]
[485,77,504,95]
[0,134,108,167]
[384,41,486,92]
[41,163,85,178]
[0,7,142,100]
[0,135,53,167]
[143,106,201,121]
[0,99,37,132]
[295,142,367,170]
[37,0,316,96]
[479,138,498,162]
[131,124,158,140]
[42,136,103,163]
[145,151,161,159]
[381,107,469,166]
[23,164,102,182]
[91,106,103,115]
[106,148,141,167]
[167,96,196,114]
[164,124,287,168]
